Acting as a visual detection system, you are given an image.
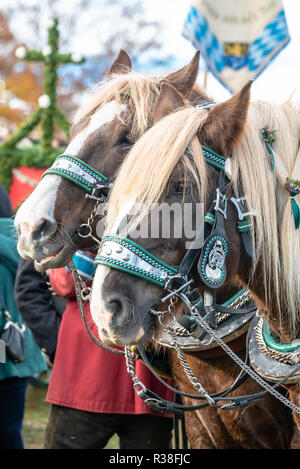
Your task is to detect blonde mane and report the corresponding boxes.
[72,72,162,140]
[231,100,300,337]
[105,105,209,234]
[106,98,300,338]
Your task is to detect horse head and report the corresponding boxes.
[90,80,253,346]
[14,50,201,271]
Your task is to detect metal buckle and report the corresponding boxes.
[85,183,110,202]
[196,102,216,110]
[162,276,193,302]
[214,188,228,219]
[230,196,255,221]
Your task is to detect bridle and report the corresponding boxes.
[93,144,300,415]
[42,124,300,416]
[42,153,113,244]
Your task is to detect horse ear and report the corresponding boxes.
[202,80,253,155]
[164,51,200,98]
[107,49,132,75]
[152,82,186,124]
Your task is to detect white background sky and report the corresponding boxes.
[4,0,300,104]
[142,0,300,104]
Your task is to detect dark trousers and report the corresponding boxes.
[44,404,173,449]
[0,377,28,449]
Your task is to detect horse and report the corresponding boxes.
[14,49,201,270]
[14,50,295,448]
[90,80,299,448]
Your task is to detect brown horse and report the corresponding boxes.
[15,51,296,447]
[14,49,200,270]
[90,81,298,448]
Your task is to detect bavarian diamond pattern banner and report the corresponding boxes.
[183,0,290,93]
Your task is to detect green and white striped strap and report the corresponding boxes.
[201,145,226,170]
[95,234,178,287]
[185,145,226,171]
[204,211,252,233]
[42,154,108,193]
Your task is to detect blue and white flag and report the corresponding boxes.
[183,0,290,93]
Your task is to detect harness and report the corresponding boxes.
[44,139,300,416]
[92,148,300,414]
[43,154,112,243]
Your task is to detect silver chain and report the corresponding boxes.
[168,327,215,404]
[125,346,147,393]
[69,261,124,355]
[77,198,103,244]
[151,295,215,405]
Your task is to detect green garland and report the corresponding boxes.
[0,146,66,189]
[0,17,85,190]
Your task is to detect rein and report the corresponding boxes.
[93,148,300,414]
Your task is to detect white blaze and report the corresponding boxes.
[65,101,126,155]
[90,265,110,330]
[15,101,126,245]
[91,198,136,336]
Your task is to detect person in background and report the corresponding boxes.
[14,259,66,365]
[43,250,174,449]
[0,183,47,449]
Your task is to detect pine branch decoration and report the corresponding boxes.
[0,17,85,189]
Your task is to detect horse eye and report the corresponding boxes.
[173,182,185,194]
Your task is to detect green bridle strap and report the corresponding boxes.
[42,154,108,193]
[201,145,226,170]
[186,145,226,171]
[95,234,178,287]
[262,321,300,353]
[204,211,252,233]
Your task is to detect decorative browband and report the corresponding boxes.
[201,145,226,170]
[185,145,226,171]
[95,234,178,287]
[42,154,108,193]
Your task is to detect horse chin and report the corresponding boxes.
[98,319,155,347]
[33,243,76,271]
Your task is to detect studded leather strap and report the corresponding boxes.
[42,154,108,193]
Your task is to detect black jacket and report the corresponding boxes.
[0,183,13,218]
[14,258,67,363]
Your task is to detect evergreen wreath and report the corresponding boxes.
[0,17,85,189]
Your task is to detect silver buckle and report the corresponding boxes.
[230,196,255,220]
[214,188,228,219]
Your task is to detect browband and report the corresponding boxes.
[42,154,108,193]
[95,235,178,287]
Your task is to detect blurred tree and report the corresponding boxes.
[0,12,15,75]
[0,0,161,118]
[0,12,43,129]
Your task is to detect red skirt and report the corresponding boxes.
[46,299,174,416]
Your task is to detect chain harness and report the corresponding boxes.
[43,139,300,416]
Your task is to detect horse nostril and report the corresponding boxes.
[105,297,132,325]
[32,218,58,242]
